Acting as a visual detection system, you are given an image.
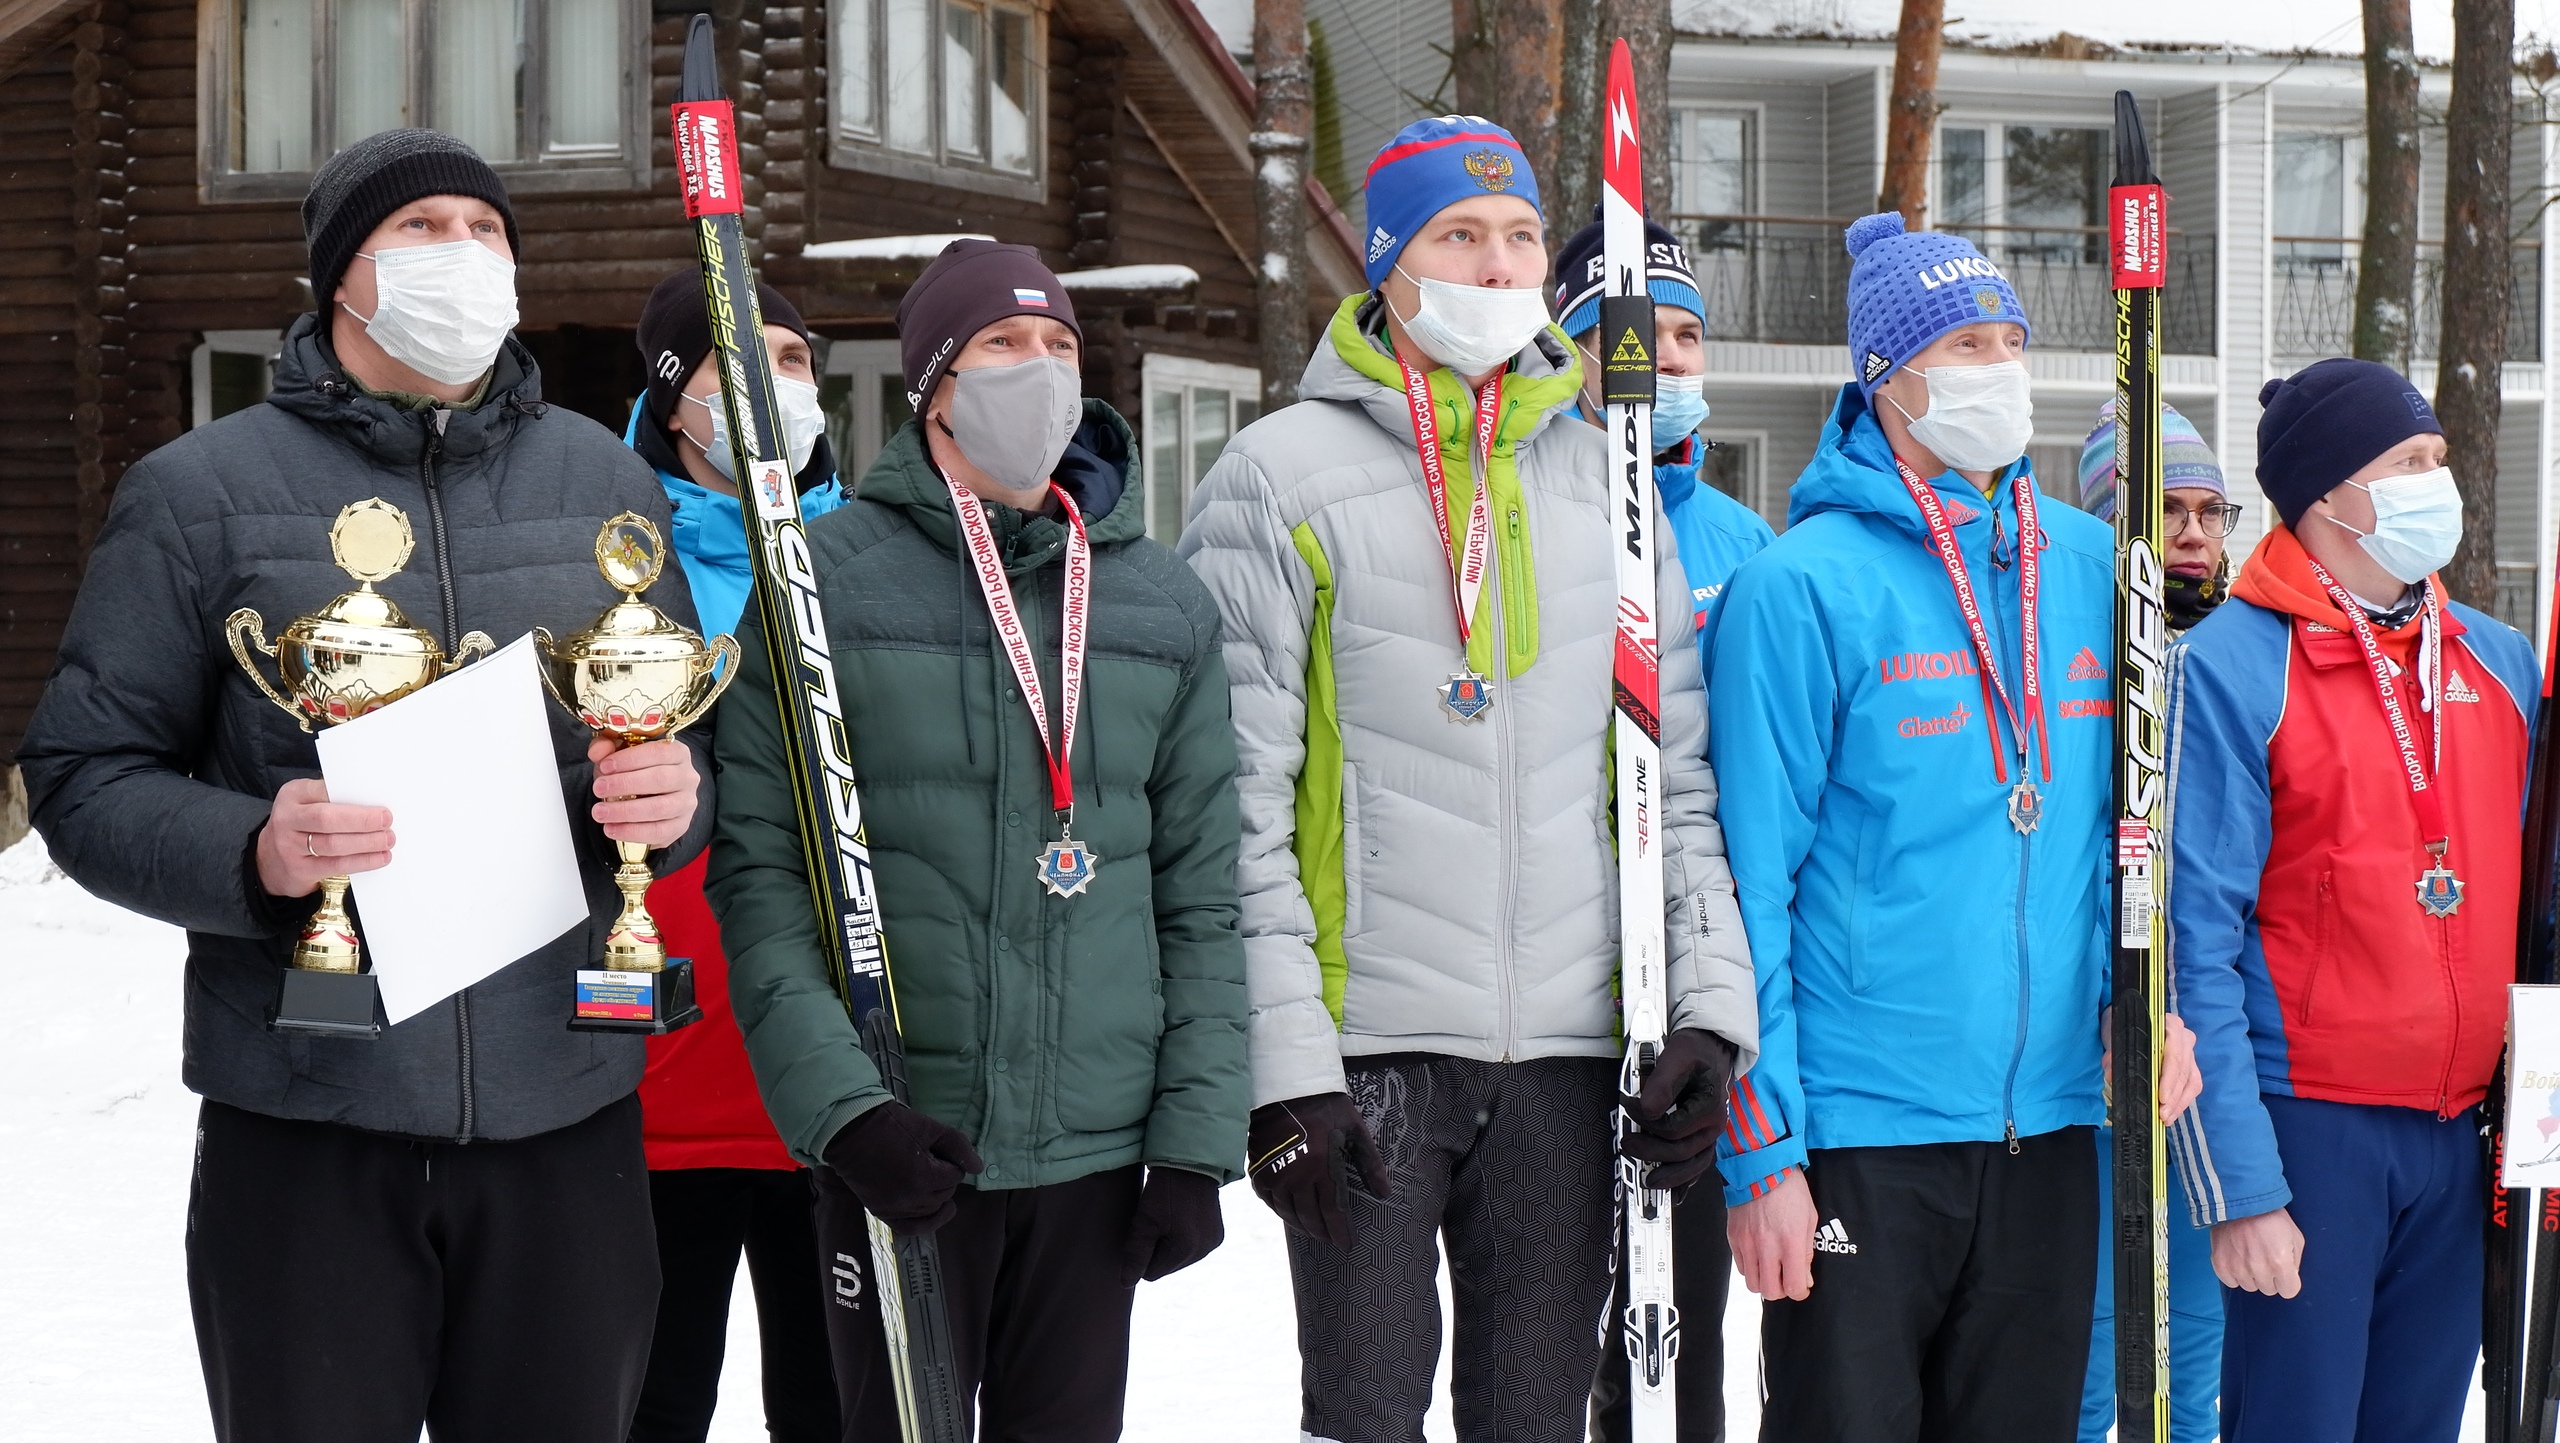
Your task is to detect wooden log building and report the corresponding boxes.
[0,0,1363,840]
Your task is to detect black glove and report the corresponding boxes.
[1247,1092,1391,1249]
[1620,1028,1739,1192]
[1120,1166,1226,1285]
[822,1101,985,1237]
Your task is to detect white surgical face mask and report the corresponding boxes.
[2328,467,2465,586]
[1887,360,2034,474]
[1390,267,1552,377]
[347,240,519,386]
[684,374,828,481]
[1651,372,1709,451]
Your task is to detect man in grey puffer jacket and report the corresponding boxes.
[1177,116,1756,1443]
[20,131,709,1443]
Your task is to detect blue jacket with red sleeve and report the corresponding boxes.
[2166,525,2535,1224]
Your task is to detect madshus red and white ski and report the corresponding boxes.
[1600,36,1678,1439]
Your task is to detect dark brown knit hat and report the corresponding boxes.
[894,239,1081,412]
[635,269,810,435]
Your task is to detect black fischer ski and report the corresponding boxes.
[2107,88,2172,1443]
[670,16,964,1443]
[2491,543,2560,1442]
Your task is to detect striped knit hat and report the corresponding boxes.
[2077,398,2225,523]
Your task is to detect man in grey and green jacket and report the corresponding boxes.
[1177,116,1757,1443]
[708,241,1247,1441]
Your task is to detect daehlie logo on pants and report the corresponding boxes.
[1813,1217,1858,1255]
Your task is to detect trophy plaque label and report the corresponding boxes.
[575,970,658,1022]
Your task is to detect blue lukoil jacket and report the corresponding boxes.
[1706,384,2116,1204]
[622,402,845,637]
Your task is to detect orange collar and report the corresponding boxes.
[2230,525,2456,647]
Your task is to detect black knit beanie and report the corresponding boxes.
[2257,358,2445,527]
[302,129,521,309]
[635,269,810,436]
[894,239,1081,412]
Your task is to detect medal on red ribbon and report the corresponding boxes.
[1397,359,1505,722]
[2303,560,2462,916]
[1891,457,2051,833]
[948,476,1098,898]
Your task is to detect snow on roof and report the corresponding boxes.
[1055,264,1201,292]
[799,233,994,261]
[1673,0,2478,63]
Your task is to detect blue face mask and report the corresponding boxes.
[2330,467,2464,586]
[1651,372,1709,451]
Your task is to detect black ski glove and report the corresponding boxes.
[1247,1092,1392,1250]
[1620,1027,1739,1192]
[822,1100,985,1237]
[1120,1166,1226,1285]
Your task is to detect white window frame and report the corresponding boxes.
[1140,353,1260,545]
[2271,125,2369,242]
[1930,117,2112,235]
[827,0,1048,203]
[197,0,653,203]
[821,339,910,483]
[192,330,285,427]
[1668,104,1760,218]
[1694,427,1771,526]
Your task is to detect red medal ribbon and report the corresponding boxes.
[2303,558,2451,856]
[948,477,1092,821]
[1890,457,2049,787]
[1397,360,1504,647]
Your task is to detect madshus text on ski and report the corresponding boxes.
[12,35,2524,1443]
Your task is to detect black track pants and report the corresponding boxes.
[187,1093,660,1443]
[1757,1126,2098,1443]
[1289,1054,1620,1443]
[1589,1185,1730,1443]
[630,1167,842,1443]
[813,1163,1142,1442]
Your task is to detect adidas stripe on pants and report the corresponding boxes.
[1759,1126,2099,1442]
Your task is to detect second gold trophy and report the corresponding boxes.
[535,512,739,1033]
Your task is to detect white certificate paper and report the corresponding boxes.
[2505,985,2560,1188]
[315,634,587,1026]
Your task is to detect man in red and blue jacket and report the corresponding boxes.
[2169,358,2535,1443]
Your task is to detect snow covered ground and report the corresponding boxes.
[0,830,2474,1440]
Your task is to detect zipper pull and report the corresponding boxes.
[2005,1120,2019,1156]
[1509,508,1521,540]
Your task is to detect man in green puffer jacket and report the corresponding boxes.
[706,240,1247,1441]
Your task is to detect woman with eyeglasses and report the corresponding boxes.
[2080,398,2240,635]
[2072,397,2232,1443]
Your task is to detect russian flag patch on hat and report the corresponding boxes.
[1014,287,1051,308]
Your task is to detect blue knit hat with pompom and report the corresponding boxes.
[1842,212,2030,396]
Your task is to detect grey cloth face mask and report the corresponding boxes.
[941,356,1083,494]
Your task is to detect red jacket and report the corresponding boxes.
[2166,527,2537,1220]
[639,853,798,1170]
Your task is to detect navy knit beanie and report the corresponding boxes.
[2256,358,2443,527]
[1552,215,1705,338]
[1842,212,2029,395]
[302,129,519,309]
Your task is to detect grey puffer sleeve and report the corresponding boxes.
[1175,449,1348,1108]
[1652,505,1758,1071]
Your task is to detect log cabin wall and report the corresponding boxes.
[1,29,78,792]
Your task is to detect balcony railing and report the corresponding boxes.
[1666,216,2218,354]
[2499,561,2543,636]
[2269,239,2541,361]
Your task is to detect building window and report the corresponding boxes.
[1140,354,1260,544]
[1670,108,1754,218]
[191,331,284,428]
[818,339,914,484]
[205,0,648,200]
[1695,432,1768,527]
[1933,124,2107,259]
[831,0,1044,199]
[2274,130,2360,262]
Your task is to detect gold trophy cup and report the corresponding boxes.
[226,497,494,1038]
[534,512,738,1033]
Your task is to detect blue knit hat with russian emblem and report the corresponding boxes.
[1360,115,1541,289]
[1842,211,2030,396]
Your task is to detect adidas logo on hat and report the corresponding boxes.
[1368,226,1397,264]
[1813,1217,1859,1255]
[1862,350,1893,384]
[2066,647,2107,682]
